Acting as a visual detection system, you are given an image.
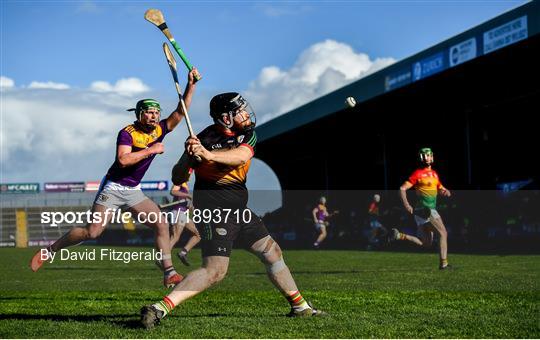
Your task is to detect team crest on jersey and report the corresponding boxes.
[215,228,227,236]
[237,135,245,143]
[98,194,109,202]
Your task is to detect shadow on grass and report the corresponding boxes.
[0,296,152,302]
[0,313,144,329]
[0,312,251,329]
[176,313,230,318]
[247,270,365,275]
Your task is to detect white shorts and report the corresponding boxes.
[314,222,326,230]
[94,180,148,210]
[414,209,441,227]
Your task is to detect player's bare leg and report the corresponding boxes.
[182,221,201,252]
[250,236,325,317]
[30,203,113,272]
[429,216,450,268]
[154,221,183,271]
[129,199,182,287]
[171,256,228,302]
[169,222,184,247]
[172,220,200,266]
[314,225,327,248]
[390,227,424,246]
[141,256,229,329]
[418,224,434,247]
[250,236,298,293]
[50,204,112,250]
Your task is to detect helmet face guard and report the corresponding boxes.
[127,99,161,132]
[419,147,434,164]
[232,100,256,132]
[210,93,256,131]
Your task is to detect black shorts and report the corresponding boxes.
[196,208,269,258]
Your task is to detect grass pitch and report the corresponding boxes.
[0,246,538,338]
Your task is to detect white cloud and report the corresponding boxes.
[0,76,217,184]
[90,77,150,96]
[2,90,125,163]
[1,39,393,195]
[245,40,395,123]
[0,79,283,210]
[28,81,70,90]
[90,81,114,92]
[0,76,15,89]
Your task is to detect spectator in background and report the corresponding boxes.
[367,194,388,250]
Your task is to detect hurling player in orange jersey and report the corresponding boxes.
[390,148,452,269]
[140,93,324,329]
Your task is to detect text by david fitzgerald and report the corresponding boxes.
[40,248,162,264]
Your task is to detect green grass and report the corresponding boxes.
[0,246,539,338]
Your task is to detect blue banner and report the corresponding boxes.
[141,180,169,191]
[384,68,412,92]
[412,52,446,82]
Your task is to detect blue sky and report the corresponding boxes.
[0,1,527,208]
[3,1,526,91]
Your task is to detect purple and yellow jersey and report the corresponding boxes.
[314,204,328,222]
[407,168,443,209]
[105,120,169,187]
[169,182,190,212]
[193,125,257,209]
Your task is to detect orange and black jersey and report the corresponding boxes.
[193,125,257,209]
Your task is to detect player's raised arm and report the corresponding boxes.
[166,68,199,132]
